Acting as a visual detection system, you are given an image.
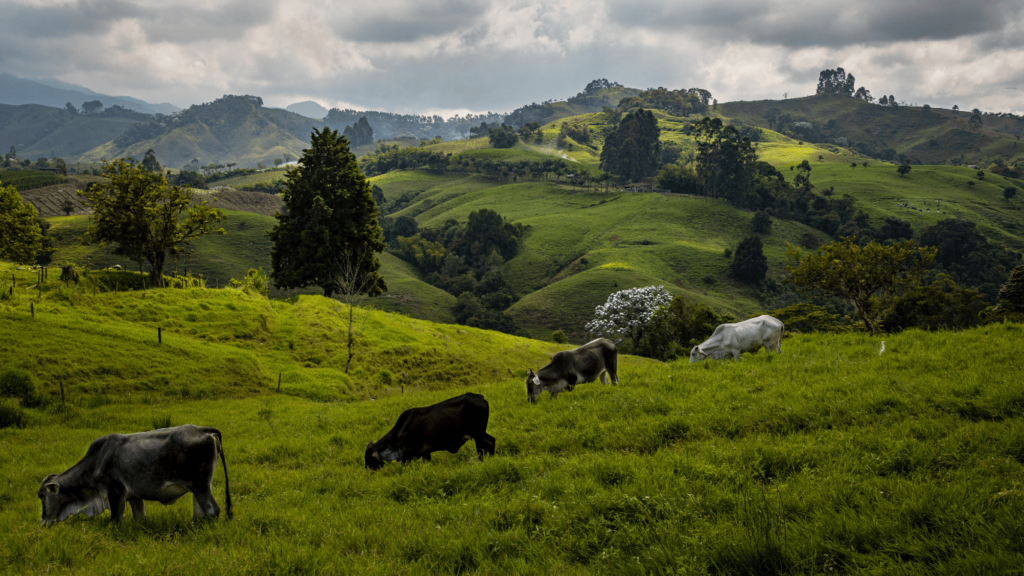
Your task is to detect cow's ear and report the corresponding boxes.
[45,482,60,494]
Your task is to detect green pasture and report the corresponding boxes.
[210,169,288,189]
[373,171,820,339]
[1,277,1022,574]
[785,162,1024,251]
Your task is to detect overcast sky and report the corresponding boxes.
[2,0,1023,117]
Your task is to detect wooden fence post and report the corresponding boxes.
[277,373,282,392]
[31,302,34,318]
[158,326,162,344]
[60,381,65,406]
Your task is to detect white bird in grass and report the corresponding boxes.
[879,341,886,355]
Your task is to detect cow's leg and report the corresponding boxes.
[192,489,221,520]
[128,497,146,520]
[108,484,127,523]
[600,371,608,384]
[475,433,496,457]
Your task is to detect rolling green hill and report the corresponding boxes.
[77,95,326,170]
[0,104,146,160]
[1,268,1023,574]
[720,94,1024,166]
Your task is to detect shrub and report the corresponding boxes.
[642,296,733,360]
[0,399,26,429]
[0,368,35,402]
[551,330,568,344]
[229,268,269,297]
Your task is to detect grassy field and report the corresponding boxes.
[1,272,1022,574]
[781,162,1024,251]
[374,170,822,339]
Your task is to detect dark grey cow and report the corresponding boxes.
[365,393,495,470]
[527,338,619,402]
[39,424,232,526]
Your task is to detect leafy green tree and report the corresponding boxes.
[816,68,856,96]
[343,117,374,147]
[880,274,984,332]
[79,160,226,284]
[731,236,768,282]
[0,181,46,263]
[995,265,1024,313]
[600,108,661,181]
[785,238,936,334]
[141,149,161,173]
[1004,186,1017,201]
[897,164,912,177]
[751,210,772,234]
[268,127,386,298]
[880,217,913,241]
[690,117,758,202]
[655,164,699,194]
[968,113,983,129]
[488,125,519,148]
[919,218,1019,303]
[60,199,75,216]
[81,100,103,114]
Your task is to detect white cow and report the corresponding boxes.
[689,315,784,363]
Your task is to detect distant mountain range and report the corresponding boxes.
[3,74,1024,170]
[0,73,180,115]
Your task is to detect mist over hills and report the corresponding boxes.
[0,73,180,116]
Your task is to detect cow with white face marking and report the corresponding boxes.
[365,393,495,470]
[527,338,619,402]
[38,424,231,526]
[689,315,784,363]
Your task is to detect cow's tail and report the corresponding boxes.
[213,431,233,520]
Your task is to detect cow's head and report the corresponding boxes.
[526,370,542,403]
[689,346,708,364]
[364,441,384,471]
[38,474,108,526]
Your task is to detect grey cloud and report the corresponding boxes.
[607,0,1024,48]
[0,0,147,39]
[138,0,276,44]
[331,0,492,43]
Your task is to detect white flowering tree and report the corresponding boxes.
[584,285,673,349]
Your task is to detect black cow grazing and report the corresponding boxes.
[39,424,232,526]
[365,393,496,470]
[527,338,619,402]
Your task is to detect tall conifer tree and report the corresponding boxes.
[269,128,387,298]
